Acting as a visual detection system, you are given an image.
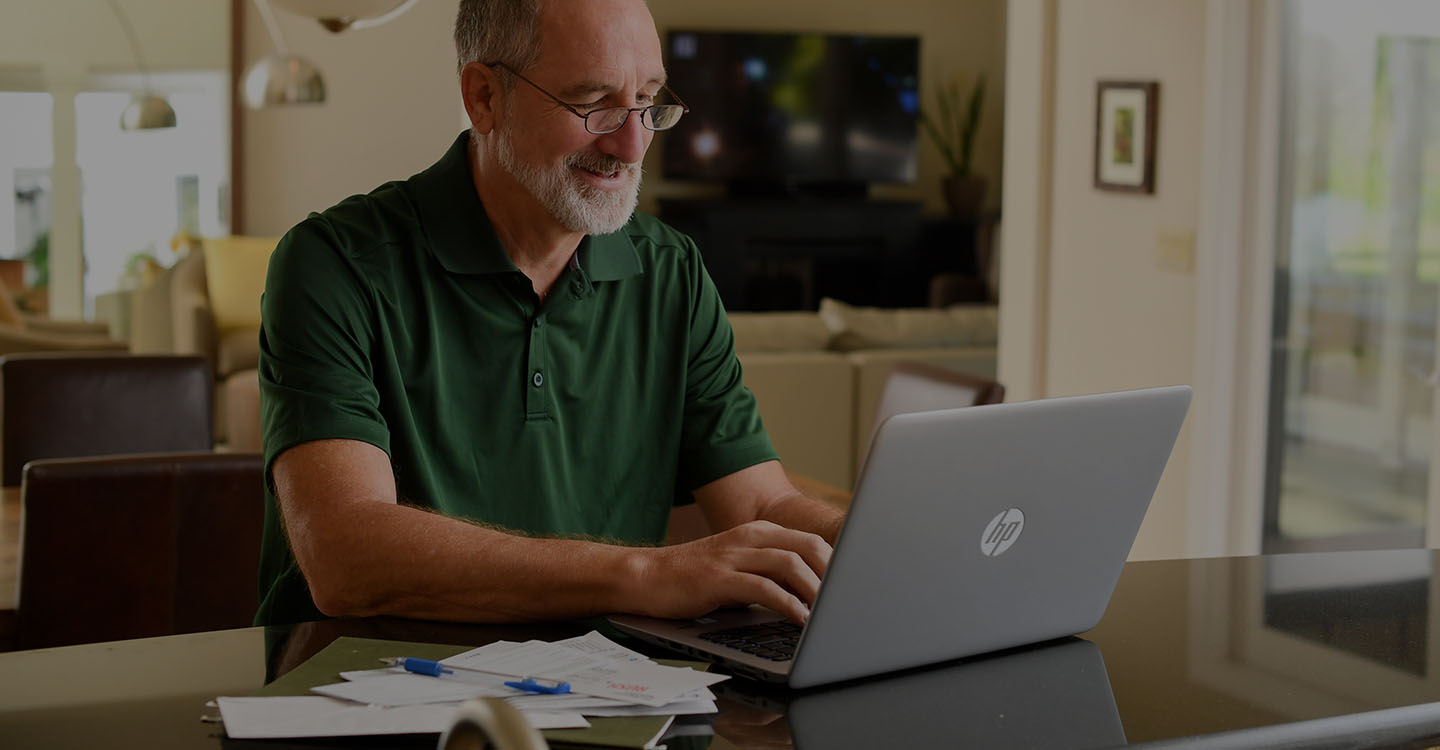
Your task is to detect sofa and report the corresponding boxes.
[731,298,998,492]
[0,280,123,355]
[128,237,275,450]
[125,241,998,486]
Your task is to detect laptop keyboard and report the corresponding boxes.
[698,621,801,661]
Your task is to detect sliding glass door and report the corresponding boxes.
[1264,0,1440,552]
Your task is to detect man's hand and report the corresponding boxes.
[627,520,832,624]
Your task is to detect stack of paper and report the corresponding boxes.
[216,631,725,746]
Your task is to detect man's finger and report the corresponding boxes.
[731,522,833,579]
[734,547,823,605]
[727,572,809,625]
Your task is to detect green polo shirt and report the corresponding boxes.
[255,132,777,626]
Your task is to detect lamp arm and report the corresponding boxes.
[253,0,292,57]
[103,0,154,93]
[348,0,418,31]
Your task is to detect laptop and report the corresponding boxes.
[608,385,1191,689]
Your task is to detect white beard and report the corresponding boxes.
[494,119,642,235]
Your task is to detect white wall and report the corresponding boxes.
[239,0,1009,234]
[1002,0,1208,560]
[239,0,462,234]
[0,0,228,71]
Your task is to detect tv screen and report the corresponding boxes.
[662,30,920,189]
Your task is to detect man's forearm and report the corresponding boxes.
[297,500,644,622]
[754,491,845,544]
[278,444,837,625]
[296,498,831,625]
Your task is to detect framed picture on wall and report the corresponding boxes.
[1093,81,1159,194]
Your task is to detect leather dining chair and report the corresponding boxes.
[14,451,264,650]
[855,362,1006,478]
[0,352,212,486]
[872,362,1006,427]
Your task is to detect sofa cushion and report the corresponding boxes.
[728,311,833,353]
[203,236,279,334]
[737,350,855,489]
[223,368,262,453]
[818,297,998,352]
[170,250,217,367]
[217,329,261,378]
[128,265,175,354]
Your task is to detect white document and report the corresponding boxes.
[312,673,513,707]
[555,631,653,663]
[503,692,717,716]
[577,699,718,718]
[444,637,727,707]
[216,696,588,739]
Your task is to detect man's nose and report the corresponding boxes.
[596,111,650,165]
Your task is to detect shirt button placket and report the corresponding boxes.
[525,313,548,420]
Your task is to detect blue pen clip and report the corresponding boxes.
[386,657,454,677]
[504,677,572,695]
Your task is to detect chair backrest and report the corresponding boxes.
[0,353,212,486]
[874,362,1005,420]
[14,451,264,650]
[862,362,1006,466]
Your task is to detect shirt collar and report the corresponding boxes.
[410,131,644,281]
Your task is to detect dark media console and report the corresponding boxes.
[658,198,994,311]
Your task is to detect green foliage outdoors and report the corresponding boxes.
[27,231,47,288]
[1313,36,1440,282]
[919,73,986,177]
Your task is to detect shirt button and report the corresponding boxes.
[533,317,542,329]
[532,371,544,388]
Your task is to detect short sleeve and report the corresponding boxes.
[258,218,391,474]
[675,243,778,493]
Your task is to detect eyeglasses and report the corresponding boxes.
[486,61,689,135]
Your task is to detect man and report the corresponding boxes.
[254,0,844,628]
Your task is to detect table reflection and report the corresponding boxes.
[719,638,1123,750]
[1263,549,1430,675]
[1184,549,1440,734]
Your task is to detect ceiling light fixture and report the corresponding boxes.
[270,0,419,33]
[243,0,326,109]
[105,0,177,130]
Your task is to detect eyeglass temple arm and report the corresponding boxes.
[660,84,689,111]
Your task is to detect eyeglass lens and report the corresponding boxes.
[587,105,686,134]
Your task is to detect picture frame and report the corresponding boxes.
[1093,81,1159,194]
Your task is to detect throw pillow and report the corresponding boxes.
[203,236,280,334]
[727,311,834,353]
[818,297,999,352]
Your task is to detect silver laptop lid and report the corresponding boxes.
[788,385,1191,688]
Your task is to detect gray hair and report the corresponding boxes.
[454,0,544,89]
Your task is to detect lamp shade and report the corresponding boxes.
[243,54,326,108]
[270,0,413,32]
[120,94,177,130]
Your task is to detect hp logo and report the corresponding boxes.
[980,509,1025,557]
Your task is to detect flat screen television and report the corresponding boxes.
[661,30,920,195]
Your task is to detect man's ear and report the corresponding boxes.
[461,61,502,135]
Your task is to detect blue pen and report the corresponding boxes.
[502,677,571,695]
[382,657,572,695]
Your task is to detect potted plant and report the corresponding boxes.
[920,73,987,214]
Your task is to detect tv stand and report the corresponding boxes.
[658,198,928,311]
[723,180,870,201]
